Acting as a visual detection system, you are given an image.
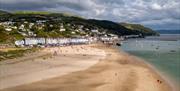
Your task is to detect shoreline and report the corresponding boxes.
[147,63,179,91]
[113,46,174,91]
[119,49,177,91]
[0,44,174,91]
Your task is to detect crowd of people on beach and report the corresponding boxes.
[48,45,93,57]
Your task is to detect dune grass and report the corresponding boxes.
[0,48,38,61]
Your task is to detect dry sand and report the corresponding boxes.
[0,44,173,91]
[0,44,106,90]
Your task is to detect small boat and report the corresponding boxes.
[116,43,122,46]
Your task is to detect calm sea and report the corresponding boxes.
[120,34,180,86]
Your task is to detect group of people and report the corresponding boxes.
[51,45,87,56]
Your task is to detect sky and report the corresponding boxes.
[0,0,180,30]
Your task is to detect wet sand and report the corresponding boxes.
[0,44,173,91]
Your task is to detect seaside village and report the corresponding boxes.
[14,36,122,47]
[0,20,124,48]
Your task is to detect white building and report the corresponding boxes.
[71,31,75,34]
[36,20,46,24]
[69,38,89,44]
[19,24,25,30]
[12,26,17,29]
[91,29,99,33]
[5,28,12,31]
[29,23,34,28]
[28,31,34,36]
[46,38,59,45]
[19,32,27,36]
[59,28,66,32]
[58,38,69,45]
[15,40,24,46]
[24,38,45,45]
[59,25,66,32]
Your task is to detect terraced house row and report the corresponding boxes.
[15,37,97,47]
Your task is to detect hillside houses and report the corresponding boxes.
[1,19,122,47]
[0,21,15,32]
[0,20,111,39]
[5,28,12,31]
[59,24,66,32]
[91,29,99,33]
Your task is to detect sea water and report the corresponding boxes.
[120,34,180,86]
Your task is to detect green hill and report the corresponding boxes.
[0,10,158,42]
[120,23,159,36]
[0,10,11,15]
[86,20,132,35]
[14,11,50,15]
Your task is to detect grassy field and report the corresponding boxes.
[14,11,50,15]
[0,48,38,61]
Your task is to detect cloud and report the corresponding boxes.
[0,0,179,30]
[151,3,162,10]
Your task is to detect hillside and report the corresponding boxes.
[0,10,159,43]
[120,23,159,36]
[0,10,10,15]
[86,20,132,35]
[14,11,50,15]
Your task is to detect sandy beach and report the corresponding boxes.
[0,44,106,90]
[0,44,173,91]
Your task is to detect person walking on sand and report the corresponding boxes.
[53,48,58,56]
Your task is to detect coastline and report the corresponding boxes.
[145,60,179,91]
[119,49,176,91]
[0,44,173,91]
[120,35,180,91]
